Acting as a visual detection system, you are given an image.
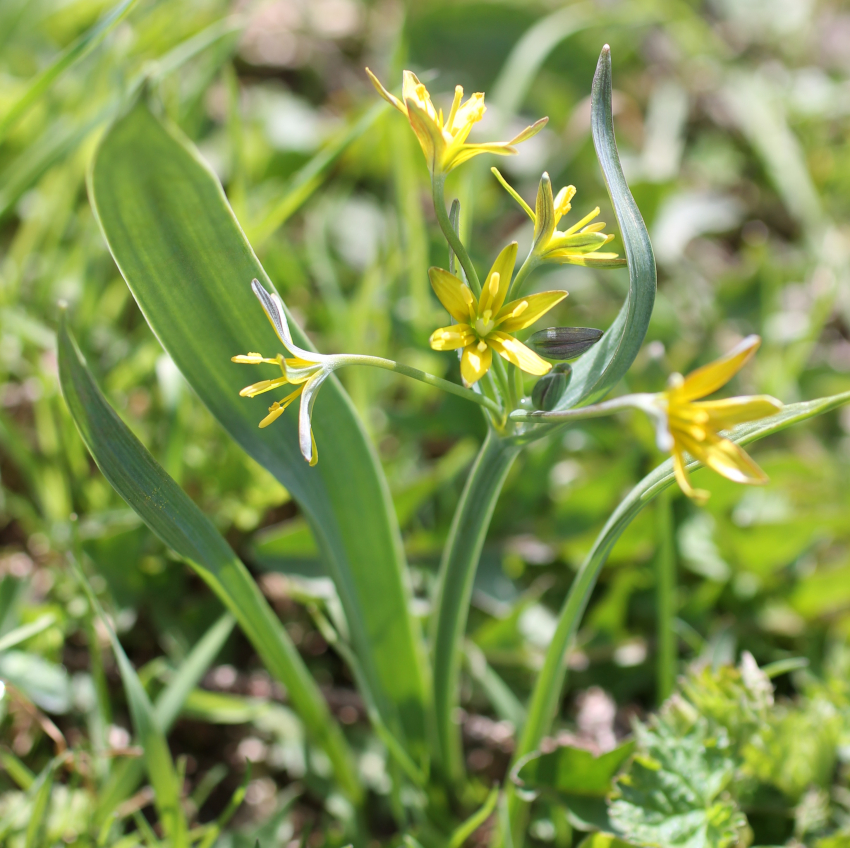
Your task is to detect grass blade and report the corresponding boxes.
[88,101,427,756]
[73,562,188,847]
[556,46,656,410]
[58,319,361,805]
[94,613,236,826]
[0,0,140,144]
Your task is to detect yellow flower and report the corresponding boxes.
[232,280,330,466]
[656,335,782,503]
[492,168,626,268]
[365,69,547,176]
[428,241,567,386]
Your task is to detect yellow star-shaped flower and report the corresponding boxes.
[366,69,547,176]
[492,168,626,268]
[657,335,782,502]
[428,242,567,386]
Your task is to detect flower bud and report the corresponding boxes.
[532,363,571,411]
[525,327,603,361]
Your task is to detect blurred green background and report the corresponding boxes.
[1,0,849,843]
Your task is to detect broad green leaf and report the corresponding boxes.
[73,562,188,846]
[510,389,850,831]
[88,101,427,755]
[556,46,656,410]
[58,320,361,804]
[514,741,634,833]
[609,717,746,848]
[515,741,635,796]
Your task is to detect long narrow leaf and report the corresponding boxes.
[87,101,427,754]
[73,562,188,846]
[556,46,656,410]
[58,319,361,804]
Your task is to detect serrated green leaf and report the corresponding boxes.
[556,46,656,410]
[87,101,427,755]
[58,319,360,804]
[515,740,635,797]
[609,717,746,848]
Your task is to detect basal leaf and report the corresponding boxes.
[58,319,360,804]
[87,100,427,754]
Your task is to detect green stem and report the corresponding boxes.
[433,176,481,295]
[656,488,676,703]
[341,355,502,416]
[430,430,520,783]
[509,393,653,424]
[507,251,540,299]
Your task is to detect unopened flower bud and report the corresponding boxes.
[532,363,571,411]
[525,327,603,361]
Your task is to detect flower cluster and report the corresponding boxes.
[230,69,784,507]
[365,69,546,176]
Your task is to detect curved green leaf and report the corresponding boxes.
[88,101,427,755]
[556,46,656,410]
[508,389,850,835]
[58,319,361,804]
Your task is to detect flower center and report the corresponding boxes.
[474,311,495,338]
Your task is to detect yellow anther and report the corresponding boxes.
[488,272,500,297]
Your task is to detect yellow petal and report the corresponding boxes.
[404,96,444,172]
[258,387,303,428]
[546,252,625,267]
[497,290,568,333]
[460,342,492,386]
[533,173,556,249]
[675,429,768,485]
[231,352,275,364]
[509,116,548,144]
[239,376,289,398]
[546,231,611,254]
[365,68,406,115]
[562,206,600,236]
[478,242,517,316]
[696,395,782,430]
[675,335,761,402]
[488,332,552,375]
[446,141,516,171]
[671,446,709,504]
[491,167,535,221]
[402,71,435,118]
[429,324,475,351]
[429,267,475,323]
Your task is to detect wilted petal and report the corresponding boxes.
[298,371,329,465]
[675,335,761,402]
[497,290,568,333]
